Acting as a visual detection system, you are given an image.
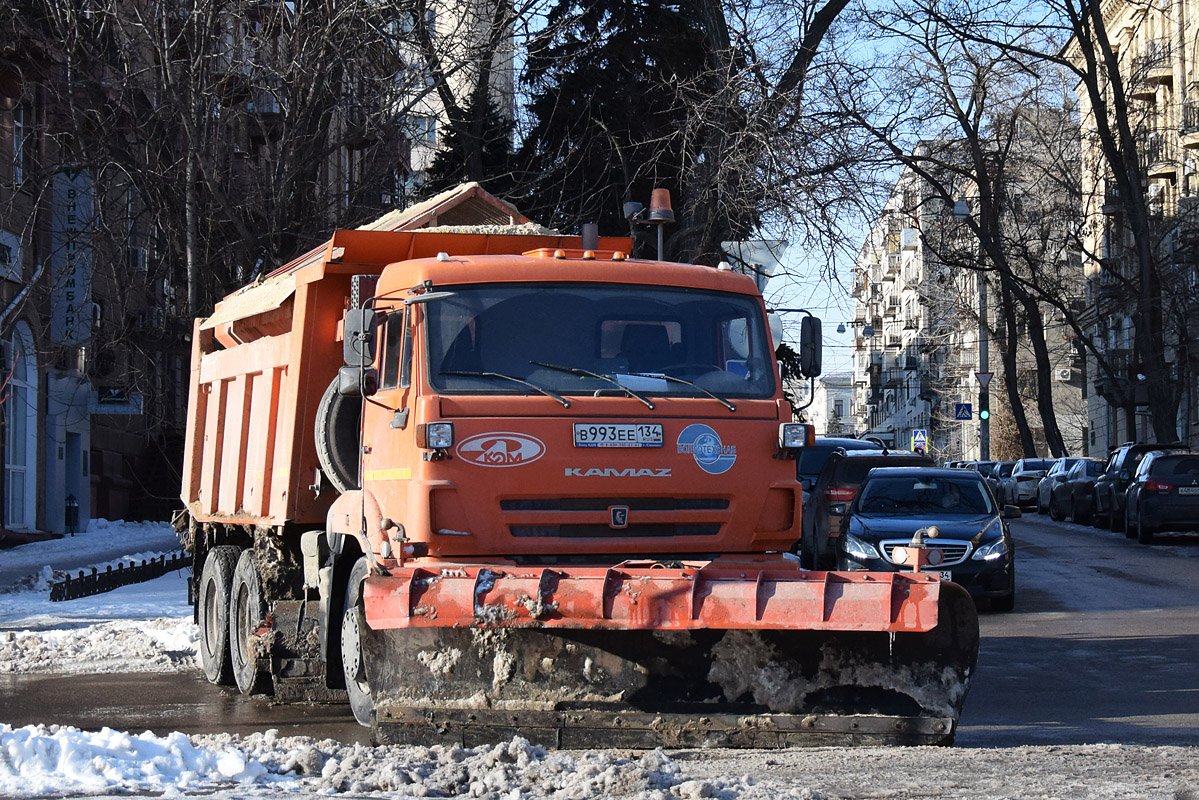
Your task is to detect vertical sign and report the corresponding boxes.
[50,168,94,346]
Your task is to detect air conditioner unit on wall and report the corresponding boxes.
[1055,368,1073,381]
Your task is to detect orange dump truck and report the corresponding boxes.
[181,228,978,747]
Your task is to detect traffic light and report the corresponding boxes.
[978,391,990,421]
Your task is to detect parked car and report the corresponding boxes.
[987,461,1015,501]
[833,466,1017,611]
[1123,451,1199,544]
[1048,458,1105,524]
[1093,441,1186,531]
[800,449,934,569]
[1001,458,1055,509]
[1036,457,1081,515]
[796,436,884,505]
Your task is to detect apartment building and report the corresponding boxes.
[851,153,1086,462]
[0,1,512,535]
[1074,0,1199,452]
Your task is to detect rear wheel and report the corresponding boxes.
[198,546,240,686]
[341,557,374,726]
[1048,495,1064,522]
[1137,514,1155,544]
[1110,502,1125,532]
[230,550,271,696]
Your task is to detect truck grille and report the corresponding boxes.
[510,523,722,538]
[879,539,972,567]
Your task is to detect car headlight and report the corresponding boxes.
[843,533,881,561]
[972,537,1009,561]
[419,422,454,449]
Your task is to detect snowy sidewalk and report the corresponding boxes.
[0,519,182,591]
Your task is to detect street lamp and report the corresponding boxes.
[952,198,990,460]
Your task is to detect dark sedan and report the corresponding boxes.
[1048,458,1104,524]
[834,467,1017,611]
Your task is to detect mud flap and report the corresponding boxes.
[365,582,978,748]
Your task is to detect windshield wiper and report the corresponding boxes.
[441,370,571,407]
[649,373,736,412]
[529,361,655,410]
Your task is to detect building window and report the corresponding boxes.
[408,115,437,146]
[4,323,37,529]
[833,398,844,417]
[12,104,31,186]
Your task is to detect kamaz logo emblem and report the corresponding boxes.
[564,467,672,477]
[456,432,546,468]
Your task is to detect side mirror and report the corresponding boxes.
[1003,504,1022,519]
[1118,469,1130,481]
[338,365,378,398]
[343,309,377,367]
[799,316,822,377]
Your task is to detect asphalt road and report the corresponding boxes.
[2,512,1197,748]
[956,508,1199,746]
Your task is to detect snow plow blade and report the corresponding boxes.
[360,562,979,748]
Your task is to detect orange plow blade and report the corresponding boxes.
[360,561,980,748]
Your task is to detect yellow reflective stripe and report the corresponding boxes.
[363,468,412,481]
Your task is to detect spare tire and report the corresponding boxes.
[315,377,361,493]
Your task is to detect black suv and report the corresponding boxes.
[800,448,935,569]
[1092,441,1186,532]
[796,436,884,503]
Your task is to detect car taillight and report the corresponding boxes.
[1145,479,1173,493]
[826,486,857,504]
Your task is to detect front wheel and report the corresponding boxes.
[1048,495,1064,522]
[341,557,375,726]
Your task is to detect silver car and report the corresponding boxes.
[1003,458,1055,508]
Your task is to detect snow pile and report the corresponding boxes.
[0,724,283,796]
[0,520,197,674]
[0,615,197,674]
[0,726,697,799]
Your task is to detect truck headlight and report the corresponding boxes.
[779,423,814,450]
[843,533,880,561]
[418,422,454,449]
[972,538,1008,561]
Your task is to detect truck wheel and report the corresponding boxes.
[229,550,271,696]
[341,556,374,726]
[315,378,361,494]
[198,546,240,685]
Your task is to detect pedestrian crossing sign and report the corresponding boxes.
[911,429,928,453]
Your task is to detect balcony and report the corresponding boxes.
[1093,348,1134,402]
[1100,184,1122,215]
[1139,135,1178,179]
[1183,101,1199,149]
[886,335,902,348]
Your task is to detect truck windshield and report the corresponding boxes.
[425,283,776,399]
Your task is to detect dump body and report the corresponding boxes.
[182,229,979,747]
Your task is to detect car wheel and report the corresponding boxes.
[1048,495,1064,522]
[1137,515,1155,544]
[1110,503,1125,532]
[1075,499,1090,526]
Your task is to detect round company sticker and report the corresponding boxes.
[676,424,737,475]
[456,432,546,467]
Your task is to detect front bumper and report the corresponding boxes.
[838,552,1014,600]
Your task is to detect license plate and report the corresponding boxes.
[937,571,953,582]
[1180,486,1199,495]
[573,423,663,448]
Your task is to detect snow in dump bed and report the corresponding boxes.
[0,520,197,674]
